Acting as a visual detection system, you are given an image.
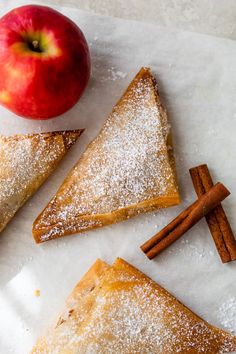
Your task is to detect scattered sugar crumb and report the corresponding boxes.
[99,66,127,82]
[105,67,127,81]
[181,238,189,244]
[34,289,41,297]
[175,240,218,261]
[218,298,236,334]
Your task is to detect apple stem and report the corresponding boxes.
[32,40,39,50]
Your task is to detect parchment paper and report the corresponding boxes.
[0,1,236,353]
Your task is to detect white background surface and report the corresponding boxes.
[39,0,236,41]
[0,1,236,353]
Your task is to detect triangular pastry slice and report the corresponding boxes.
[33,67,180,243]
[32,259,111,353]
[0,130,83,233]
[32,258,236,353]
[56,259,110,327]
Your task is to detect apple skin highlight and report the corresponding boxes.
[0,5,91,119]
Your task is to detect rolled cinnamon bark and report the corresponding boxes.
[141,183,230,259]
[190,164,236,263]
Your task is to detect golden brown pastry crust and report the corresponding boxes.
[33,68,180,243]
[32,259,110,353]
[57,259,110,326]
[32,258,236,354]
[0,130,83,233]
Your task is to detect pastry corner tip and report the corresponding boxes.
[32,218,47,244]
[32,227,42,244]
[61,129,85,151]
[136,66,151,78]
[140,66,151,72]
[36,129,84,150]
[113,257,129,267]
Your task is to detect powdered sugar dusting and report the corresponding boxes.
[0,133,70,232]
[36,69,179,237]
[33,260,236,353]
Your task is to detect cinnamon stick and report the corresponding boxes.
[190,164,236,263]
[140,183,230,259]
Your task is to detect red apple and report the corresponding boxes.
[0,5,90,119]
